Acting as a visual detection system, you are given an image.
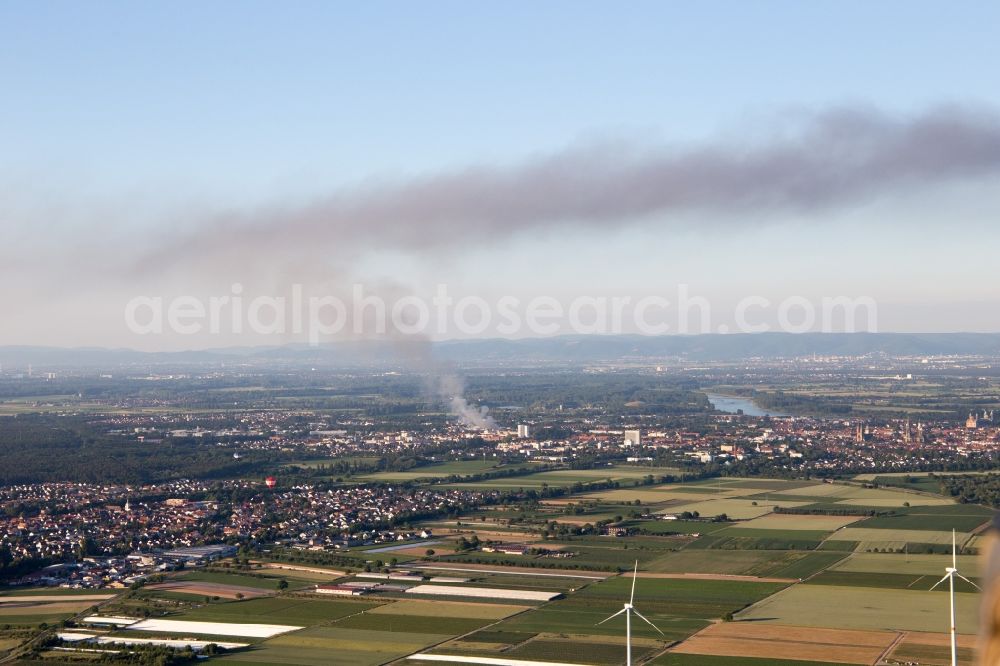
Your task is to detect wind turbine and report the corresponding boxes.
[597,561,664,666]
[930,529,980,666]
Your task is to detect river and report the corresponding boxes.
[703,392,790,417]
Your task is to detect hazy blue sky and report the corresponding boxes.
[3,2,1000,348]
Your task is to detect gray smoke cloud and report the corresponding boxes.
[440,375,497,430]
[117,103,1000,425]
[140,104,1000,272]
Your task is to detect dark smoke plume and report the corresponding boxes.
[141,104,1000,271]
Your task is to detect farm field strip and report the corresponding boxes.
[0,593,115,602]
[146,581,273,599]
[826,527,967,544]
[728,514,862,531]
[400,564,609,579]
[737,584,979,633]
[830,552,979,575]
[0,600,96,615]
[367,600,528,619]
[669,622,898,664]
[659,499,804,519]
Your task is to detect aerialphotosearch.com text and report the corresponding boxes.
[124,283,878,343]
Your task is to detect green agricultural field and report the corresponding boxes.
[526,544,666,571]
[714,527,832,541]
[853,504,993,532]
[826,527,966,546]
[178,596,381,624]
[456,630,536,645]
[332,611,490,635]
[284,456,380,469]
[445,465,681,490]
[368,600,528,619]
[646,550,785,576]
[648,550,843,579]
[763,551,848,579]
[685,533,823,551]
[627,519,734,535]
[830,552,979,576]
[835,496,957,507]
[496,576,786,642]
[358,460,506,481]
[854,512,990,532]
[581,489,706,503]
[660,499,798,520]
[178,571,287,590]
[771,484,922,501]
[217,626,452,666]
[805,570,979,592]
[738,584,979,633]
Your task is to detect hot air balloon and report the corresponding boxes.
[265,476,277,489]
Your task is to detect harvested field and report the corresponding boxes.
[146,581,272,599]
[258,562,345,575]
[0,600,96,615]
[888,631,977,666]
[670,622,898,664]
[0,594,113,602]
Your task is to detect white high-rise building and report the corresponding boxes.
[623,429,641,446]
[517,424,531,439]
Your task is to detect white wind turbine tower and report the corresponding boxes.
[597,561,664,666]
[929,529,980,666]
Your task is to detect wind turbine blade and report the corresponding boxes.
[596,607,628,625]
[632,608,665,636]
[630,560,638,606]
[930,573,950,591]
[955,573,982,591]
[953,529,957,569]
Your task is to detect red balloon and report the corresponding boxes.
[265,476,276,488]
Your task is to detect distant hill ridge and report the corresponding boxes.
[2,332,999,367]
